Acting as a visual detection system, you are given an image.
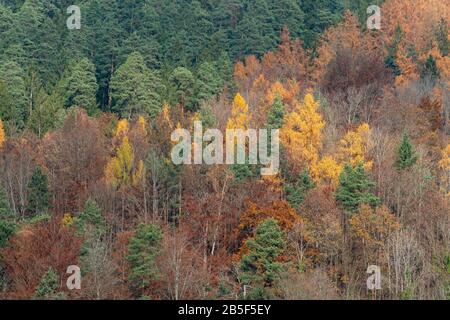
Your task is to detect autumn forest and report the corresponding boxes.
[0,0,449,300]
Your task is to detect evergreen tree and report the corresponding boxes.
[0,60,28,127]
[267,96,286,130]
[420,55,440,83]
[0,186,16,247]
[284,170,315,211]
[395,134,418,171]
[335,163,379,213]
[34,267,64,300]
[127,223,162,295]
[27,166,51,216]
[195,62,223,102]
[76,198,106,236]
[240,219,285,300]
[170,67,196,111]
[64,58,98,115]
[110,52,163,118]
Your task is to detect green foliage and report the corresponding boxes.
[335,163,379,213]
[267,96,286,130]
[127,223,162,294]
[34,267,65,300]
[395,134,418,171]
[195,62,223,102]
[0,60,28,128]
[284,170,315,211]
[76,198,106,236]
[63,58,98,115]
[420,55,440,82]
[26,166,51,216]
[0,186,17,247]
[239,219,285,300]
[170,67,196,111]
[110,52,163,118]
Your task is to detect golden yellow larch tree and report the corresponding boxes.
[281,91,325,173]
[227,93,249,130]
[338,123,373,170]
[310,156,342,187]
[115,119,129,137]
[105,136,143,189]
[0,119,5,148]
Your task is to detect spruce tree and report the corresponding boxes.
[27,166,50,216]
[395,134,418,171]
[267,96,286,130]
[127,223,162,295]
[284,170,315,211]
[240,219,285,300]
[34,267,64,300]
[335,163,379,213]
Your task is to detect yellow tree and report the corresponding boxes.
[227,93,249,130]
[338,123,373,170]
[310,156,342,187]
[105,136,143,189]
[0,119,5,148]
[281,91,324,173]
[115,119,129,137]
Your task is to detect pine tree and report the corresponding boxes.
[34,267,64,300]
[240,219,285,300]
[63,58,98,115]
[77,198,106,236]
[284,170,315,211]
[27,166,51,216]
[127,223,162,295]
[170,67,196,111]
[335,163,379,213]
[110,52,163,118]
[395,134,418,171]
[195,62,222,103]
[267,96,286,130]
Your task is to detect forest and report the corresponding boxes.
[0,0,449,300]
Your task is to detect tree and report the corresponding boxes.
[195,62,222,102]
[335,163,379,213]
[63,58,98,115]
[239,219,285,300]
[170,67,196,111]
[284,171,315,210]
[338,123,373,170]
[281,91,324,173]
[34,267,64,300]
[105,137,144,190]
[0,60,27,127]
[127,223,162,295]
[110,52,163,118]
[0,118,5,147]
[395,134,418,171]
[267,96,285,130]
[26,166,50,216]
[0,186,16,247]
[77,198,106,236]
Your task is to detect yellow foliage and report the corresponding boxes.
[105,137,136,189]
[338,123,373,170]
[0,119,5,148]
[267,81,287,105]
[132,160,145,187]
[310,156,342,186]
[61,214,74,227]
[227,93,249,130]
[281,91,325,171]
[136,116,147,135]
[115,119,129,137]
